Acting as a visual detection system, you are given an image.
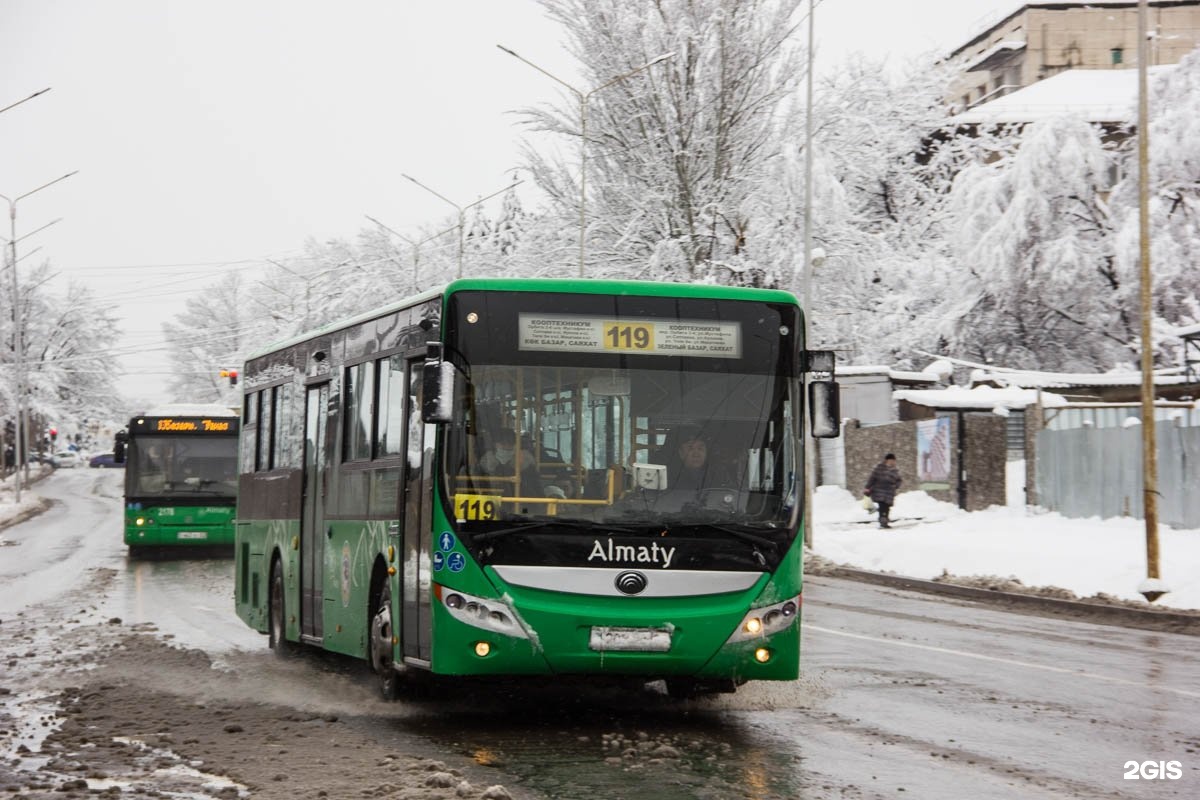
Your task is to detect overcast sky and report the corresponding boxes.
[0,0,1019,408]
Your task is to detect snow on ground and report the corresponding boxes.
[811,479,1200,611]
[0,467,53,529]
[5,464,1197,611]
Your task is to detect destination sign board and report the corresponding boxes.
[518,314,742,359]
[129,416,240,435]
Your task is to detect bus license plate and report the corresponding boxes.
[589,626,672,653]
[177,531,208,540]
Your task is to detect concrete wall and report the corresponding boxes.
[844,413,1007,512]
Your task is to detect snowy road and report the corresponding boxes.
[0,469,1196,798]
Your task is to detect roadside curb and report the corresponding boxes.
[0,496,53,533]
[816,566,1200,636]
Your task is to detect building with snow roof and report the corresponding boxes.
[947,0,1200,113]
[968,366,1197,403]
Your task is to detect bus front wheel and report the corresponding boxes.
[269,557,296,658]
[370,579,399,701]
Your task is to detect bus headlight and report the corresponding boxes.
[435,585,529,640]
[726,595,800,644]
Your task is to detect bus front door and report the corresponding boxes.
[301,383,329,641]
[401,356,434,664]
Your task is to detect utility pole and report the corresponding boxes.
[1136,0,1166,603]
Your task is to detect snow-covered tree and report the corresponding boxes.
[939,115,1125,370]
[0,264,123,442]
[162,270,261,403]
[518,0,805,284]
[1109,47,1200,366]
[794,55,1015,367]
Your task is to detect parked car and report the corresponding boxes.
[50,451,81,468]
[89,452,120,469]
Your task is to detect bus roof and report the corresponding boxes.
[138,403,239,418]
[244,278,800,362]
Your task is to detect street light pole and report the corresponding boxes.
[497,45,675,278]
[801,0,817,548]
[399,175,521,279]
[365,215,458,292]
[1,170,78,502]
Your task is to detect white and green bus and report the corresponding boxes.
[234,278,839,698]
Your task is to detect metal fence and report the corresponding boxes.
[1036,423,1200,529]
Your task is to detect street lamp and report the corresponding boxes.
[497,45,676,278]
[1,170,78,502]
[364,214,458,292]
[264,256,359,333]
[399,175,521,279]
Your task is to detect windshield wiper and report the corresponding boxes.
[471,518,645,543]
[704,524,779,549]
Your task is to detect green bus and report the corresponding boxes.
[117,403,240,555]
[234,278,839,697]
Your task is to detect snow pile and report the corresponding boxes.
[810,485,1200,610]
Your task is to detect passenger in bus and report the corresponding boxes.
[138,444,169,493]
[477,433,545,497]
[664,426,735,492]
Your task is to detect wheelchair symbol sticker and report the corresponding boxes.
[447,552,466,573]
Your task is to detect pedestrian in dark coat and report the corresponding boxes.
[864,453,902,528]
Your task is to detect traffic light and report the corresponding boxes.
[49,427,57,443]
[219,369,239,387]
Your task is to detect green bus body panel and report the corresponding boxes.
[235,279,809,686]
[124,505,236,547]
[234,516,394,663]
[422,500,804,681]
[234,519,298,636]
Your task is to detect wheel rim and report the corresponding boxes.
[271,569,284,645]
[370,591,392,675]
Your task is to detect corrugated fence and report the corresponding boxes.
[1036,424,1200,528]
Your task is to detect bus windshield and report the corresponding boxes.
[126,436,238,498]
[440,290,801,540]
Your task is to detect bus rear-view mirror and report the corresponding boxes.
[422,360,456,423]
[808,380,840,439]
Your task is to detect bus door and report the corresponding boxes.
[301,382,329,641]
[400,356,434,664]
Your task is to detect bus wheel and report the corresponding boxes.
[370,580,399,701]
[269,557,295,658]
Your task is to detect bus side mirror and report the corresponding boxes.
[113,430,128,463]
[422,346,455,423]
[808,381,841,439]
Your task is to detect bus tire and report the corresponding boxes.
[369,578,399,701]
[269,556,295,658]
